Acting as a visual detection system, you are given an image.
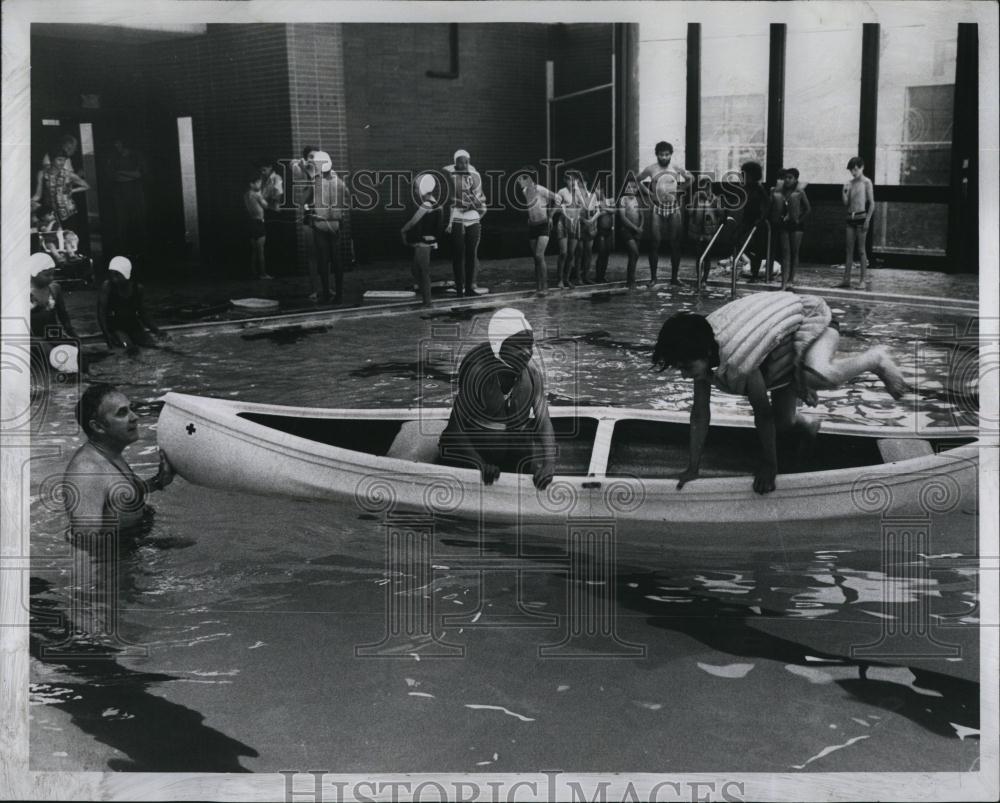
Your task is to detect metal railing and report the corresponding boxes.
[695,216,735,292]
[729,220,772,297]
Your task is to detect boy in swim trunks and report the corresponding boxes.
[777,168,810,288]
[637,141,692,286]
[517,167,562,294]
[840,156,875,289]
[244,174,271,279]
[652,292,912,495]
[592,183,615,283]
[555,170,584,288]
[618,176,643,289]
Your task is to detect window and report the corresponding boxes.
[875,24,956,186]
[872,202,948,255]
[637,27,687,169]
[783,25,862,184]
[700,23,769,179]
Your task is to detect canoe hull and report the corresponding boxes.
[157,393,980,553]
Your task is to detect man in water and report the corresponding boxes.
[439,308,555,489]
[63,383,175,539]
[637,141,692,287]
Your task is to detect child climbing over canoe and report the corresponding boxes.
[652,292,913,495]
[439,308,556,490]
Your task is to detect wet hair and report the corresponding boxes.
[652,313,720,371]
[248,173,263,186]
[56,135,78,155]
[75,383,120,438]
[517,166,538,182]
[655,141,673,154]
[301,145,318,160]
[30,270,53,289]
[48,148,69,163]
[783,167,799,180]
[847,156,865,170]
[564,169,583,184]
[741,161,763,184]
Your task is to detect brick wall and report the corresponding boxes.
[341,23,551,261]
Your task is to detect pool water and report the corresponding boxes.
[29,287,981,772]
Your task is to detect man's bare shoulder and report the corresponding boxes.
[64,445,115,481]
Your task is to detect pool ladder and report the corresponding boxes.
[697,219,774,297]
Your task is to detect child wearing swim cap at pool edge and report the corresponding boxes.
[653,292,912,495]
[401,173,444,306]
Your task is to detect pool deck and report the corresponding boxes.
[58,254,980,341]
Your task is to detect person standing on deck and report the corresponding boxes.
[637,141,692,287]
[516,167,562,294]
[652,292,912,495]
[439,308,556,490]
[840,156,875,290]
[304,150,350,305]
[63,383,175,541]
[444,149,487,297]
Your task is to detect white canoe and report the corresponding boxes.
[157,392,981,552]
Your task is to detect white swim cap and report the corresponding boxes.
[49,343,79,374]
[312,151,332,172]
[417,173,437,197]
[453,149,470,162]
[488,308,533,362]
[108,256,132,279]
[29,252,55,277]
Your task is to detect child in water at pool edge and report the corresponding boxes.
[652,292,913,495]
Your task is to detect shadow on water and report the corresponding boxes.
[241,325,330,345]
[30,577,259,772]
[541,329,653,355]
[348,361,455,382]
[612,568,979,739]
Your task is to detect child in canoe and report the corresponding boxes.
[652,292,913,494]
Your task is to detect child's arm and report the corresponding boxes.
[53,287,78,340]
[841,180,851,206]
[31,171,44,207]
[746,370,777,494]
[97,282,120,348]
[400,205,429,244]
[864,180,874,226]
[134,284,166,339]
[800,190,812,223]
[68,171,90,195]
[677,377,711,489]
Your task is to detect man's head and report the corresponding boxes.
[488,308,534,370]
[847,156,865,178]
[563,169,582,189]
[782,167,799,188]
[453,149,471,172]
[655,141,673,167]
[76,383,139,447]
[740,161,763,185]
[652,312,720,381]
[516,166,537,191]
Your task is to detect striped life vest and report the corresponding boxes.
[707,292,831,398]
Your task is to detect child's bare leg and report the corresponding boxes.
[626,239,639,287]
[803,327,912,399]
[414,246,432,305]
[254,237,266,278]
[566,237,578,286]
[533,236,549,292]
[789,231,802,285]
[556,237,568,287]
[780,232,791,289]
[840,227,855,287]
[858,227,869,287]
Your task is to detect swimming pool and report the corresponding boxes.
[29,287,981,772]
